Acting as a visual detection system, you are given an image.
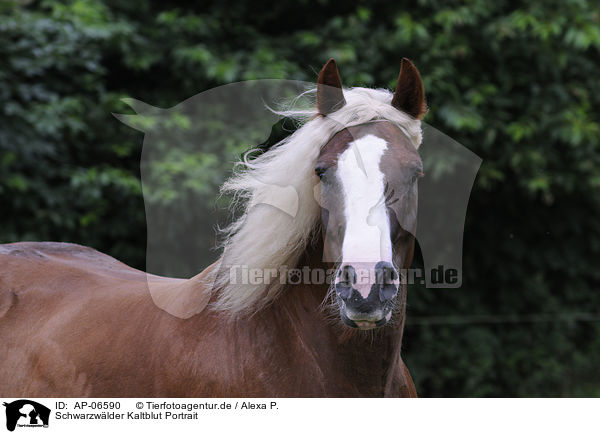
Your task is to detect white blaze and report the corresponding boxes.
[337,134,392,265]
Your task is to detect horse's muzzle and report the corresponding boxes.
[335,262,399,329]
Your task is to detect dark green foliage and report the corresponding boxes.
[1,0,599,396]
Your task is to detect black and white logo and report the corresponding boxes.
[3,400,50,432]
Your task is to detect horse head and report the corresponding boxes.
[315,58,426,330]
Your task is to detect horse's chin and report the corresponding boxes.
[339,308,391,330]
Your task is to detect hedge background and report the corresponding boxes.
[1,0,599,396]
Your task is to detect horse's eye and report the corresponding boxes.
[411,171,424,183]
[315,166,327,179]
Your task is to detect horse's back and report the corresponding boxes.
[0,241,148,286]
[1,240,155,309]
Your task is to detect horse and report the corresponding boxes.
[0,58,427,397]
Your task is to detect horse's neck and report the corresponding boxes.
[274,242,407,395]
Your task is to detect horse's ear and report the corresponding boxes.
[391,58,427,119]
[317,58,346,115]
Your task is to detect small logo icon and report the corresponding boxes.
[3,400,50,432]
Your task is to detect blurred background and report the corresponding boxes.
[1,0,599,396]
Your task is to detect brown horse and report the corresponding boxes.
[0,58,426,397]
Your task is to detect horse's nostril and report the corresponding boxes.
[338,265,356,285]
[375,261,398,284]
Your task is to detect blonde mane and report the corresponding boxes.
[210,87,423,315]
